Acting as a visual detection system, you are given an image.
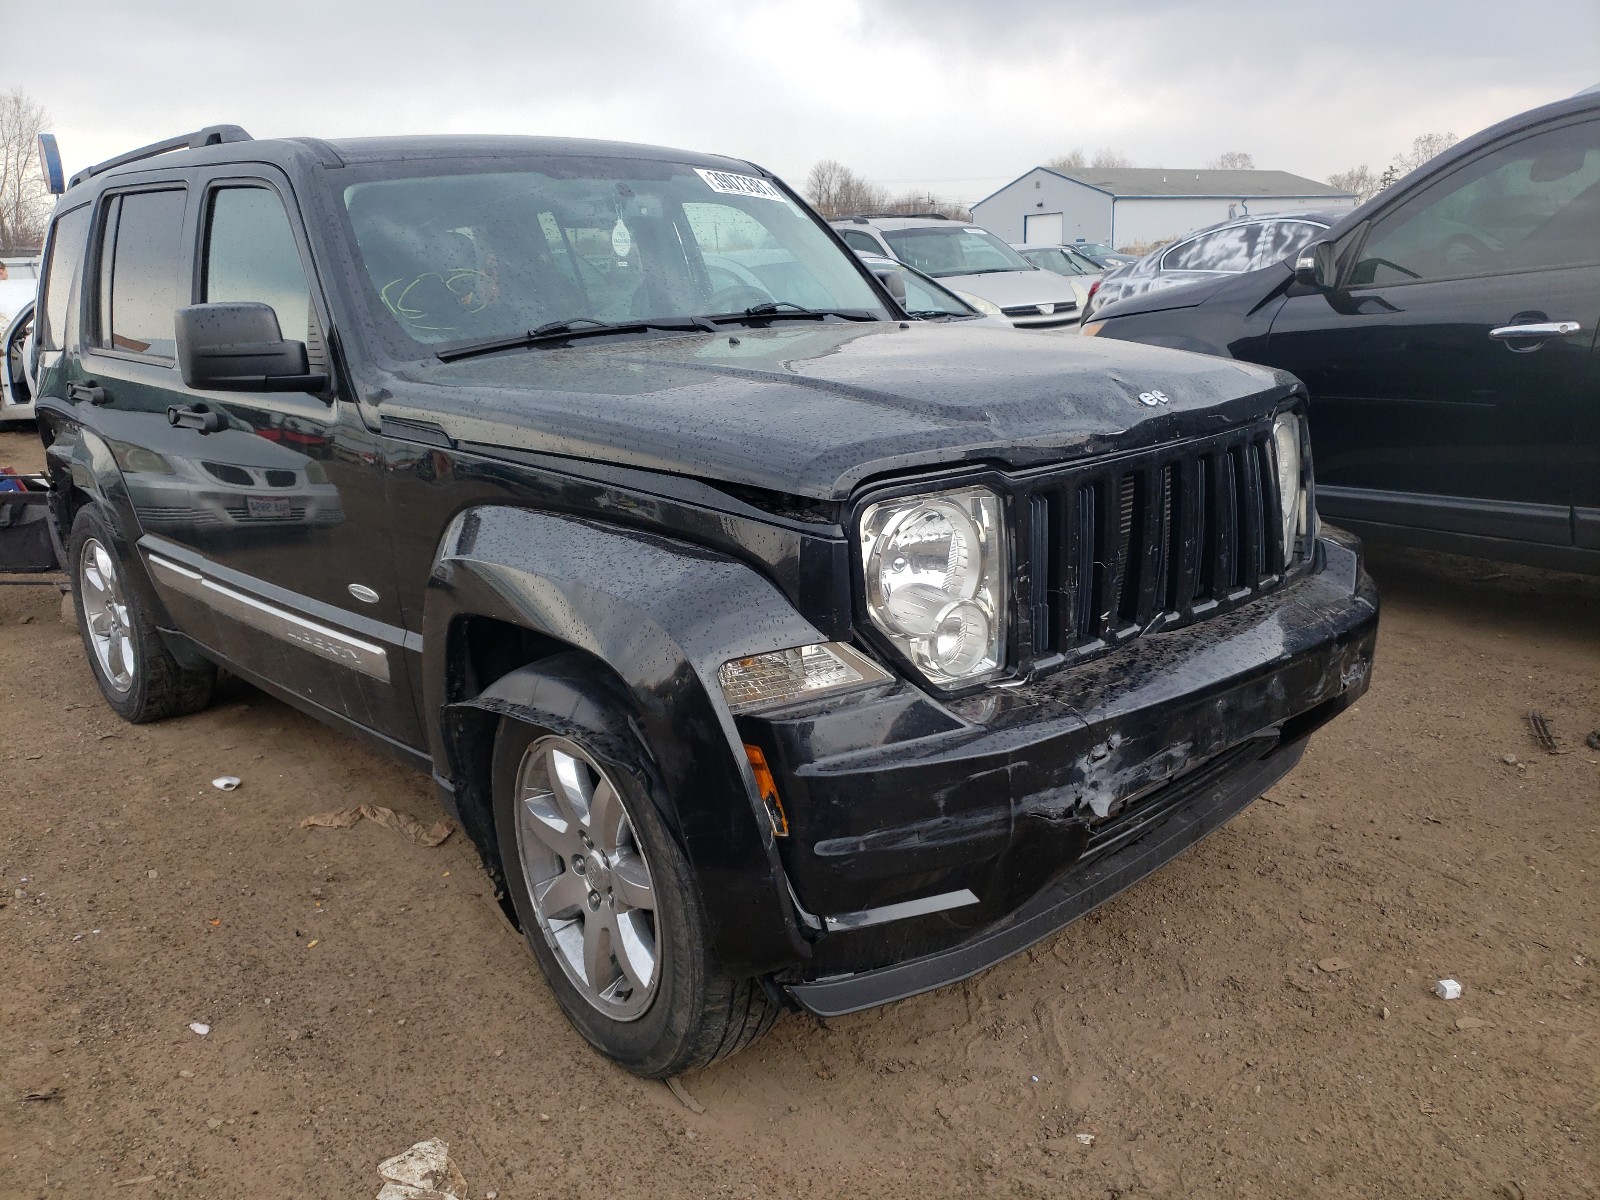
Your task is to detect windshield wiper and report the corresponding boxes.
[704,301,878,325]
[437,317,715,362]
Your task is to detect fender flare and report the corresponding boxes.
[425,504,825,973]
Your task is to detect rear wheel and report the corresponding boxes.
[491,655,778,1077]
[68,506,215,723]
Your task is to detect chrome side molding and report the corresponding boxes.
[822,888,980,932]
[147,554,390,681]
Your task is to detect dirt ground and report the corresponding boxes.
[1,427,1595,1199]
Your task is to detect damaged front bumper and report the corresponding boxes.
[737,531,1378,1014]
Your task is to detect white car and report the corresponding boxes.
[831,215,1088,329]
[1,296,36,425]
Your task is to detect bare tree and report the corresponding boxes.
[1089,148,1133,169]
[877,191,971,221]
[804,159,888,218]
[0,88,52,254]
[1208,151,1255,171]
[1327,164,1379,204]
[1390,132,1458,176]
[1046,148,1088,171]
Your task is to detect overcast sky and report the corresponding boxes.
[14,0,1599,206]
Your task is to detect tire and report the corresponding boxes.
[491,654,778,1077]
[68,505,215,724]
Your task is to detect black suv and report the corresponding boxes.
[14,126,1377,1077]
[1084,92,1600,574]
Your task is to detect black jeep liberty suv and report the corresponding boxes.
[21,126,1377,1077]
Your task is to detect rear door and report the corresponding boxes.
[1264,114,1600,546]
[73,171,423,747]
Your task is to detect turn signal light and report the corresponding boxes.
[743,743,788,837]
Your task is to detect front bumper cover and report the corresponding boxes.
[737,531,1378,1009]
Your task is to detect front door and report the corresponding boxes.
[74,172,423,749]
[1263,113,1600,546]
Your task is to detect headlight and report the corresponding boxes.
[1272,412,1307,561]
[951,289,1003,317]
[303,459,329,485]
[107,439,175,475]
[860,485,1006,686]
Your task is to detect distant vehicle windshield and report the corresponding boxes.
[1019,246,1097,276]
[337,157,887,352]
[882,226,1035,278]
[1073,243,1122,259]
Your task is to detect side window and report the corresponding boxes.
[99,189,186,357]
[39,204,91,351]
[839,229,883,256]
[1248,220,1324,270]
[1161,224,1259,273]
[203,187,313,342]
[1350,119,1600,286]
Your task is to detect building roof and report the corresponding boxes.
[975,166,1354,208]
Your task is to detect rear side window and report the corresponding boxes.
[39,204,91,351]
[1161,224,1258,273]
[202,187,313,342]
[98,189,186,357]
[1250,220,1324,270]
[1350,119,1600,286]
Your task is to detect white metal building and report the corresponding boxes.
[971,167,1358,250]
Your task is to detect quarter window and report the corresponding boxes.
[839,229,883,256]
[203,188,313,342]
[39,204,90,351]
[1350,119,1600,286]
[99,189,186,357]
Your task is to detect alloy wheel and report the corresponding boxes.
[78,537,136,694]
[512,735,661,1021]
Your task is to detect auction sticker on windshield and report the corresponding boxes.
[694,168,787,202]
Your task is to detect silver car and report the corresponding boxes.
[1083,211,1339,319]
[832,215,1087,329]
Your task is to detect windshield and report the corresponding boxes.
[337,157,887,353]
[1074,243,1119,258]
[1021,247,1094,276]
[881,225,1035,278]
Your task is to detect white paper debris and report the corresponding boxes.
[1075,1133,1096,1146]
[188,1022,210,1036]
[376,1138,468,1200]
[212,776,241,792]
[1433,978,1463,1000]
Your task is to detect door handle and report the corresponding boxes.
[68,380,108,405]
[167,404,227,434]
[1488,321,1581,340]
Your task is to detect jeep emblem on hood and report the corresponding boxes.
[1137,390,1171,407]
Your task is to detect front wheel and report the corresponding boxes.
[491,655,778,1077]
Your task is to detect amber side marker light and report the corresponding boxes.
[743,743,789,837]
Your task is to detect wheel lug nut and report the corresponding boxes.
[587,891,601,910]
[572,855,586,874]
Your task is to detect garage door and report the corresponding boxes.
[1023,212,1063,245]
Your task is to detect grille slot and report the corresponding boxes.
[1033,421,1295,664]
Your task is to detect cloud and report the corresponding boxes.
[14,0,1598,202]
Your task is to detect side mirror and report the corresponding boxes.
[1293,241,1338,290]
[872,267,908,306]
[175,303,328,393]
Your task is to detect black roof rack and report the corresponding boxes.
[67,125,253,189]
[854,211,952,221]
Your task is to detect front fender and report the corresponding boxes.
[425,505,825,973]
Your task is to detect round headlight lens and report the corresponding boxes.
[861,487,1006,686]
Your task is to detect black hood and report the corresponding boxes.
[377,321,1297,500]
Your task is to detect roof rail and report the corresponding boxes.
[857,211,952,221]
[67,124,253,189]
